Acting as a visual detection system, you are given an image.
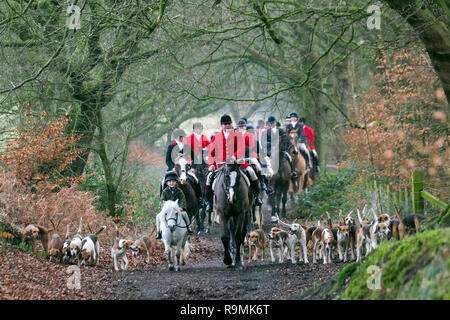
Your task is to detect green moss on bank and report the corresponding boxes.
[332,228,450,299]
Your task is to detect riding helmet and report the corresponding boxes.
[268,115,276,123]
[289,111,299,119]
[237,118,247,127]
[164,172,179,183]
[220,114,232,124]
[172,128,187,139]
[193,122,203,130]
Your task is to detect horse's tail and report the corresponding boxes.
[182,240,192,261]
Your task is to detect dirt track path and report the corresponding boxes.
[110,202,348,300]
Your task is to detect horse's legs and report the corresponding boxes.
[233,215,247,270]
[275,192,281,217]
[281,190,288,219]
[221,219,233,266]
[199,206,206,232]
[175,242,183,272]
[163,240,174,271]
[229,220,237,254]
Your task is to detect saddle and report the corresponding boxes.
[211,167,250,192]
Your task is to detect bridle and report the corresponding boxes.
[165,208,179,228]
[223,163,241,203]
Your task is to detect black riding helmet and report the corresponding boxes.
[237,118,247,127]
[164,172,179,184]
[220,114,232,124]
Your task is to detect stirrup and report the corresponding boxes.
[155,231,162,239]
[291,171,298,179]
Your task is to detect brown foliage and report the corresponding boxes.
[0,108,127,242]
[128,140,165,167]
[343,49,449,190]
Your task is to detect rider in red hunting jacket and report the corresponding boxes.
[299,117,319,172]
[185,122,210,166]
[204,114,262,214]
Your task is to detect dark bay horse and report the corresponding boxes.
[192,162,209,233]
[173,161,199,225]
[214,162,251,270]
[268,129,295,220]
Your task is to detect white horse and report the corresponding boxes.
[158,200,190,271]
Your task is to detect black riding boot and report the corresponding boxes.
[184,217,193,234]
[251,180,263,206]
[311,151,320,172]
[260,175,273,195]
[286,156,298,179]
[205,185,214,213]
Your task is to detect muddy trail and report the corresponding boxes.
[109,203,348,300]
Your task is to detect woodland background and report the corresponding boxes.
[0,0,448,299]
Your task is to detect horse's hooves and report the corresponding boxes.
[234,264,244,271]
[223,256,233,266]
[205,228,210,233]
[181,261,186,266]
[169,266,175,271]
[175,267,181,272]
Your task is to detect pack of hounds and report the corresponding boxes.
[21,217,155,271]
[20,206,424,269]
[246,206,425,265]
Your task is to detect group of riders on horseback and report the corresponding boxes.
[155,112,319,240]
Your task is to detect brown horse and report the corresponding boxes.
[289,131,314,194]
[268,129,295,220]
[214,162,251,270]
[288,131,308,199]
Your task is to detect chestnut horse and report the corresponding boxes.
[289,131,313,197]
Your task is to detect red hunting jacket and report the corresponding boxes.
[303,125,315,150]
[185,133,210,164]
[240,130,258,159]
[208,130,250,170]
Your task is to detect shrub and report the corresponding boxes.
[293,164,363,220]
[0,108,127,243]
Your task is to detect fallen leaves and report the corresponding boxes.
[0,235,215,300]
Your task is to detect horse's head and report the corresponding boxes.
[223,163,240,204]
[289,131,298,143]
[280,130,298,155]
[174,155,189,184]
[162,200,180,232]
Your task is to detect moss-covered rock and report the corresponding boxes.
[334,228,450,299]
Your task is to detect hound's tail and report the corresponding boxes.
[65,224,70,239]
[77,217,83,234]
[95,225,107,236]
[148,226,157,239]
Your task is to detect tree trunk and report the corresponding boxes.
[384,0,450,104]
